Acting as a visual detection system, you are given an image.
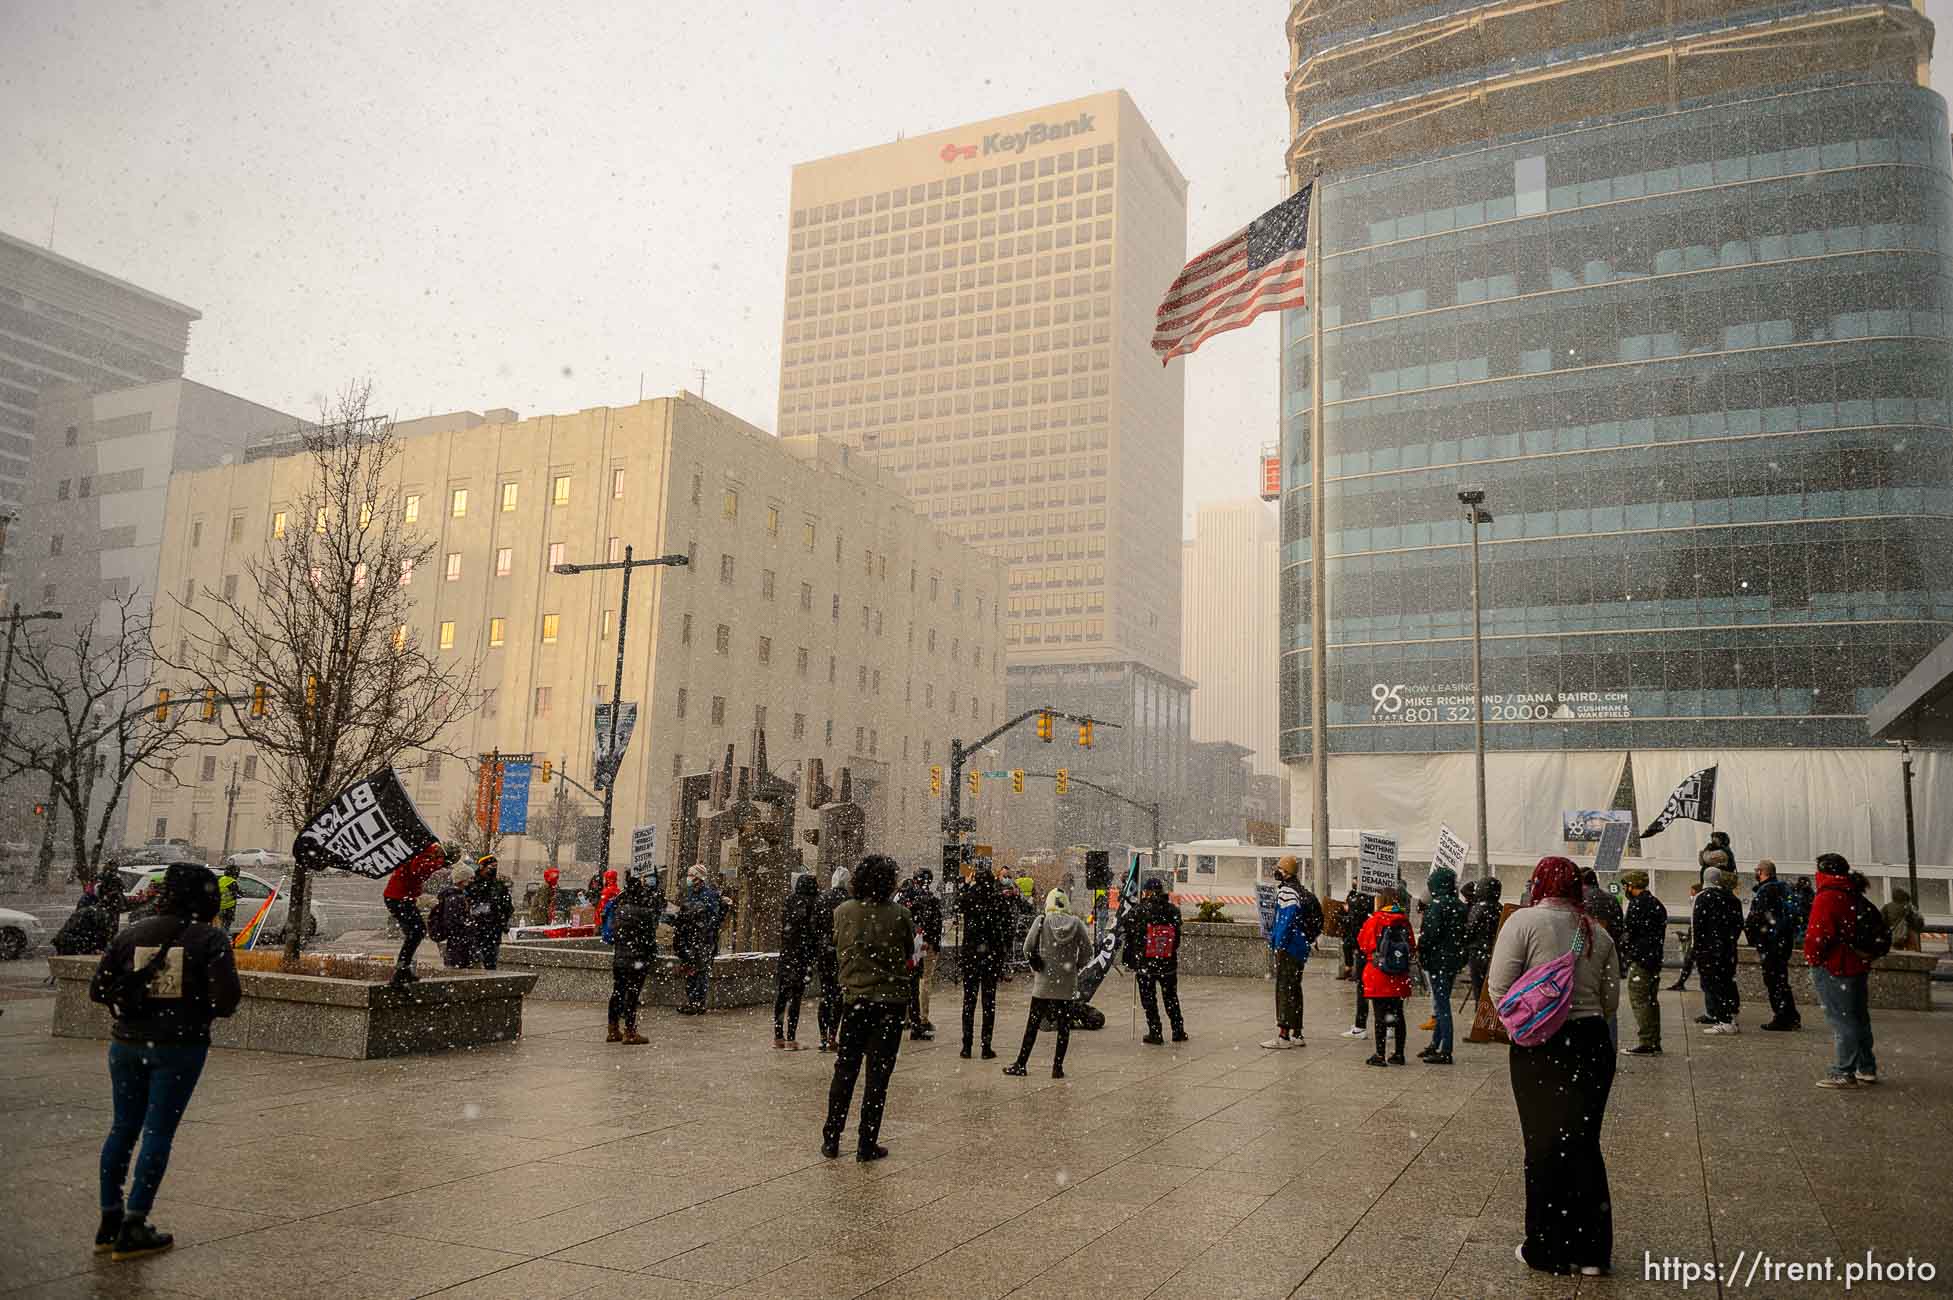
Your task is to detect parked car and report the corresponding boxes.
[118,865,317,939]
[224,847,294,870]
[0,906,44,959]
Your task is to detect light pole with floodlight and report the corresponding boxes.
[1458,489,1492,879]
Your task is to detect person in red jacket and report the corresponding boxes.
[1803,853,1878,1089]
[382,841,459,987]
[1358,886,1418,1066]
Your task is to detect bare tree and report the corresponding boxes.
[443,758,509,863]
[0,595,203,885]
[168,385,478,964]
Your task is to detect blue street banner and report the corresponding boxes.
[498,760,533,834]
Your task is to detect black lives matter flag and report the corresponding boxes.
[292,767,442,880]
[1640,765,1718,839]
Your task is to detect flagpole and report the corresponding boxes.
[1308,163,1331,902]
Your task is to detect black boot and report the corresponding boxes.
[111,1216,174,1262]
[1001,1061,1028,1077]
[959,1041,973,1059]
[95,1210,123,1253]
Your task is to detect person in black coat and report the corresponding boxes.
[774,873,821,1049]
[1692,868,1745,1031]
[899,869,944,1040]
[1340,886,1373,981]
[88,863,240,1261]
[467,856,515,970]
[1619,869,1668,1055]
[53,892,116,956]
[95,867,128,933]
[815,868,851,1051]
[1463,875,1503,1011]
[1121,878,1187,1044]
[1745,860,1800,1031]
[956,864,1013,1059]
[607,873,666,1045]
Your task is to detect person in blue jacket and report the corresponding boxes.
[1262,856,1322,1049]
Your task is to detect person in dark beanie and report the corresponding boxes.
[822,855,914,1161]
[1693,868,1745,1033]
[1463,875,1504,1012]
[1618,869,1667,1055]
[1698,830,1737,883]
[1340,883,1372,983]
[1123,877,1187,1044]
[815,867,850,1051]
[774,873,821,1049]
[468,854,514,970]
[1805,853,1880,1088]
[88,863,240,1261]
[1746,860,1800,1031]
[899,868,943,1041]
[1668,882,1702,991]
[607,872,665,1045]
[956,863,1013,1059]
[1418,865,1467,1064]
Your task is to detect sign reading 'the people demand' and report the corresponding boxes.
[1358,832,1399,894]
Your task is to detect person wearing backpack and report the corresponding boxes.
[1489,856,1619,1277]
[1880,887,1925,953]
[1805,853,1881,1089]
[1418,866,1468,1064]
[1002,889,1092,1079]
[1261,856,1318,1050]
[1123,876,1187,1045]
[88,863,241,1262]
[1356,886,1417,1066]
[1745,860,1800,1031]
[427,864,477,967]
[606,872,667,1045]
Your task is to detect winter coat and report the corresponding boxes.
[382,850,448,903]
[1698,835,1738,882]
[427,885,473,966]
[1357,906,1417,998]
[900,881,944,951]
[1583,883,1626,959]
[1487,898,1620,1020]
[89,912,242,1046]
[1419,868,1468,976]
[1621,890,1669,970]
[1123,893,1183,973]
[1804,874,1872,977]
[833,898,915,1004]
[815,885,849,977]
[463,878,506,950]
[52,897,115,955]
[1745,877,1795,956]
[609,891,664,972]
[1788,881,1815,937]
[675,886,722,967]
[777,878,822,978]
[1690,885,1744,976]
[1342,889,1373,945]
[1881,894,1925,949]
[957,877,1015,972]
[1268,880,1319,962]
[1463,882,1504,962]
[597,870,621,922]
[1022,909,1093,1000]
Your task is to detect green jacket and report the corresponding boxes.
[833,898,914,1003]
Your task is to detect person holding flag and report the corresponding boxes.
[381,841,459,986]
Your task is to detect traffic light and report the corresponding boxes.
[1011,769,1025,794]
[1077,718,1094,748]
[968,771,981,797]
[155,688,170,722]
[305,675,319,711]
[202,687,217,721]
[1055,767,1070,795]
[539,759,553,784]
[250,683,268,717]
[31,802,45,817]
[1035,710,1053,742]
[928,764,943,796]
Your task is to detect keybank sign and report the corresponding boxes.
[939,112,1095,164]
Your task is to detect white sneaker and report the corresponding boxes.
[1703,1022,1740,1035]
[1341,1026,1367,1038]
[1855,1070,1879,1085]
[1259,1037,1292,1050]
[1292,1035,1305,1048]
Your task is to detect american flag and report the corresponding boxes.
[1152,183,1313,365]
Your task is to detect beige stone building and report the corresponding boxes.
[776,90,1188,677]
[128,393,1006,877]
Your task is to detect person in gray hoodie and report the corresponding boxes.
[1002,889,1093,1079]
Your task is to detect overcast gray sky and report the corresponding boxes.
[4,1,1949,535]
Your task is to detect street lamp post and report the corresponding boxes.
[553,546,688,883]
[1458,490,1493,880]
[220,761,242,861]
[1900,741,1918,919]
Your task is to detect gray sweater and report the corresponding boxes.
[1022,910,1092,1000]
[1486,898,1620,1021]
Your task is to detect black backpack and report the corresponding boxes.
[1846,893,1892,962]
[93,920,188,1019]
[1374,920,1412,976]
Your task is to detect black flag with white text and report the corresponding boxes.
[1640,765,1717,839]
[292,767,442,880]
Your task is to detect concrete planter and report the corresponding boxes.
[496,940,776,1006]
[47,956,536,1059]
[1733,946,1935,1013]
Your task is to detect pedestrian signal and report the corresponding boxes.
[1011,769,1025,794]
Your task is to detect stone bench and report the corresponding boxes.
[46,955,536,1059]
[495,940,775,1006]
[1734,945,1935,1013]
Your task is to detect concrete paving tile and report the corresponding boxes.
[409,1257,625,1299]
[0,1273,206,1300]
[568,1276,727,1300]
[648,1237,811,1287]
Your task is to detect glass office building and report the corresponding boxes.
[1279,3,1953,876]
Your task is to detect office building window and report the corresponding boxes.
[722,488,738,519]
[766,505,780,534]
[758,635,772,664]
[552,474,571,506]
[444,553,462,582]
[611,468,625,499]
[715,623,731,654]
[450,488,468,517]
[482,688,498,718]
[272,511,288,539]
[541,613,560,644]
[403,494,420,523]
[720,553,735,584]
[710,695,726,725]
[548,541,566,568]
[500,482,519,512]
[800,582,813,611]
[488,617,505,647]
[676,687,688,719]
[602,608,614,638]
[762,569,776,600]
[797,646,809,676]
[803,521,816,549]
[495,547,513,576]
[534,686,552,717]
[793,713,806,739]
[682,613,692,644]
[607,536,623,562]
[438,621,455,651]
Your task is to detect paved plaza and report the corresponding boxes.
[1,965,1948,1299]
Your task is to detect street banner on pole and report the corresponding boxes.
[497,760,533,835]
[1594,819,1632,875]
[1640,765,1717,838]
[1432,824,1470,878]
[592,702,638,790]
[631,825,657,871]
[1357,832,1399,894]
[292,768,441,880]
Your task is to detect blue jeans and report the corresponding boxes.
[101,1041,209,1215]
[686,967,711,1010]
[1812,967,1876,1079]
[1429,968,1458,1054]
